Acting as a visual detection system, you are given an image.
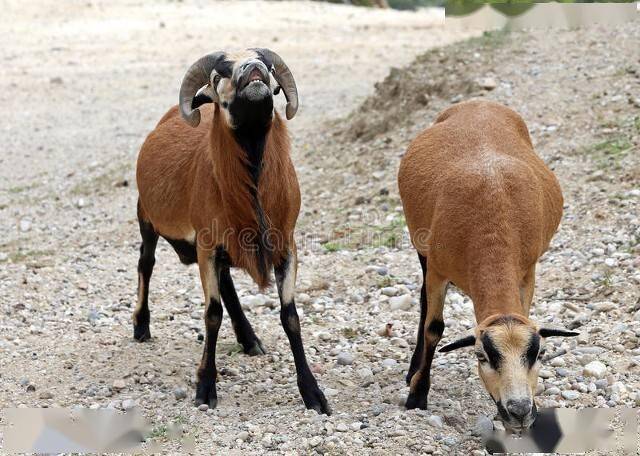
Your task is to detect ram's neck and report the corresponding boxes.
[233,122,271,187]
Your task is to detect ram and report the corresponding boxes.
[134,49,329,414]
[398,100,577,430]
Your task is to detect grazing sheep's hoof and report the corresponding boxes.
[405,392,428,410]
[302,388,331,415]
[195,379,218,409]
[133,324,151,342]
[243,338,266,356]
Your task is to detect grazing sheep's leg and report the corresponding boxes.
[133,214,159,342]
[406,268,448,410]
[219,265,266,356]
[520,265,536,315]
[275,250,331,415]
[407,253,427,385]
[194,247,223,409]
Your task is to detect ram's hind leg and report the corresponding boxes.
[218,254,266,355]
[133,205,159,342]
[407,253,427,385]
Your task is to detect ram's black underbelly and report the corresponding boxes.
[163,236,197,265]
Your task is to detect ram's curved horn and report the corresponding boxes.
[253,48,299,120]
[179,52,226,127]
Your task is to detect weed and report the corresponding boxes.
[341,327,359,339]
[323,241,345,252]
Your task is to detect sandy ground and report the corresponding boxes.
[0,1,484,454]
[2,1,639,454]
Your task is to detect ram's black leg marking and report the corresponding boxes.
[406,268,447,411]
[195,248,223,409]
[133,209,159,342]
[407,253,427,385]
[219,257,266,356]
[406,319,444,410]
[275,251,330,415]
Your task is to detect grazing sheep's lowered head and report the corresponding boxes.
[179,48,298,129]
[440,314,578,430]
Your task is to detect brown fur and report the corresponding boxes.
[136,103,300,288]
[400,101,564,423]
[398,100,563,321]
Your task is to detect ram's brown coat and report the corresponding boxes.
[136,103,299,288]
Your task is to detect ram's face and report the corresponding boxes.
[212,51,275,129]
[475,320,541,431]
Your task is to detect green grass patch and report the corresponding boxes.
[148,425,168,440]
[583,137,634,170]
[4,248,54,264]
[322,241,346,252]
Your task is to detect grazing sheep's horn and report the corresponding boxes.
[179,52,226,127]
[253,48,299,120]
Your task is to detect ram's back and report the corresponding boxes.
[398,100,562,283]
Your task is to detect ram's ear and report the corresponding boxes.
[439,335,476,353]
[539,328,579,338]
[191,85,215,110]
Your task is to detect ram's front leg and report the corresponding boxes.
[194,247,223,409]
[275,249,330,415]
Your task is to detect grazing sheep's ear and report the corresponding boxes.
[439,335,476,353]
[539,328,579,338]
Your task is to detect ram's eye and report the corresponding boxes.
[213,74,221,87]
[476,352,488,363]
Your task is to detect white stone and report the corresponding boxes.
[583,361,607,379]
[389,294,413,311]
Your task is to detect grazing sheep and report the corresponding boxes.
[398,100,577,430]
[134,49,329,414]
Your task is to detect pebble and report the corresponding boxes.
[112,379,126,391]
[389,294,413,311]
[19,219,32,232]
[545,387,561,396]
[380,286,398,296]
[174,387,187,400]
[357,367,374,386]
[309,436,322,447]
[38,391,53,400]
[539,369,553,379]
[595,379,608,389]
[382,358,397,368]
[611,382,627,395]
[197,403,209,411]
[472,414,493,436]
[336,423,348,432]
[478,77,497,90]
[583,360,607,379]
[337,352,355,366]
[561,390,579,400]
[426,415,444,428]
[236,431,250,442]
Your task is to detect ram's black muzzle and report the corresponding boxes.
[237,60,270,91]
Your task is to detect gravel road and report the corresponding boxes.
[1,1,638,454]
